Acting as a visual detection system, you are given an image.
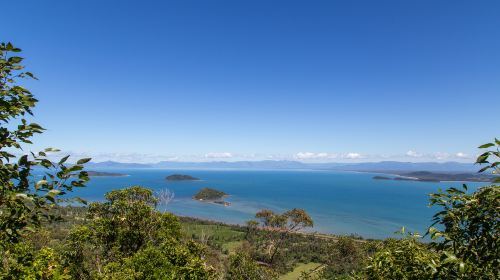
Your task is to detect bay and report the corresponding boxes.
[60,169,484,239]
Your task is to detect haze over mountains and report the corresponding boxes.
[85,160,479,173]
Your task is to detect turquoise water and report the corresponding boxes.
[60,169,483,239]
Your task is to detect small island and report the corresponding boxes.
[87,171,127,177]
[166,174,200,181]
[193,188,230,206]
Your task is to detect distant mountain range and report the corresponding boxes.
[85,160,481,173]
[85,161,154,169]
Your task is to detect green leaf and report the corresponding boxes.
[9,56,23,63]
[24,71,38,79]
[476,154,489,164]
[18,154,28,165]
[24,226,35,232]
[442,251,458,264]
[58,155,70,165]
[30,123,43,129]
[478,143,495,149]
[68,165,84,172]
[478,166,490,173]
[76,158,92,164]
[459,262,465,273]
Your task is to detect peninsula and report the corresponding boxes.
[372,171,495,183]
[373,176,391,180]
[86,171,127,177]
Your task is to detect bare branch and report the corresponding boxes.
[155,188,175,208]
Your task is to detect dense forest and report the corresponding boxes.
[1,43,498,279]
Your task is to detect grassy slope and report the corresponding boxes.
[279,262,322,280]
[181,222,245,248]
[222,240,244,253]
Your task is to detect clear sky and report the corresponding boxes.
[2,0,499,163]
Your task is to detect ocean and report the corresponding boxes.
[60,169,484,239]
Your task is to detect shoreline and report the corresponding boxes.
[192,194,231,207]
[364,170,493,183]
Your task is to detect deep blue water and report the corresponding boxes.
[54,169,483,239]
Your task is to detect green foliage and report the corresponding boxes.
[427,185,499,278]
[62,186,215,279]
[253,209,314,232]
[0,42,90,244]
[0,242,70,279]
[476,138,500,183]
[86,186,181,255]
[226,252,278,280]
[102,242,216,280]
[363,231,439,280]
[0,41,89,279]
[193,187,227,201]
[317,237,365,279]
[425,140,500,279]
[105,186,158,206]
[282,263,321,280]
[251,208,314,266]
[101,262,141,280]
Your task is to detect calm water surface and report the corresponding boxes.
[61,169,483,239]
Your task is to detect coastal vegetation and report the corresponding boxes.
[193,188,227,201]
[193,188,230,206]
[1,42,498,279]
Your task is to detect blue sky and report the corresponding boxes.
[2,0,499,163]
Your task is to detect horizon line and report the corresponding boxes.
[86,159,477,165]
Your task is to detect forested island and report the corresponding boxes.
[166,174,200,181]
[193,188,230,206]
